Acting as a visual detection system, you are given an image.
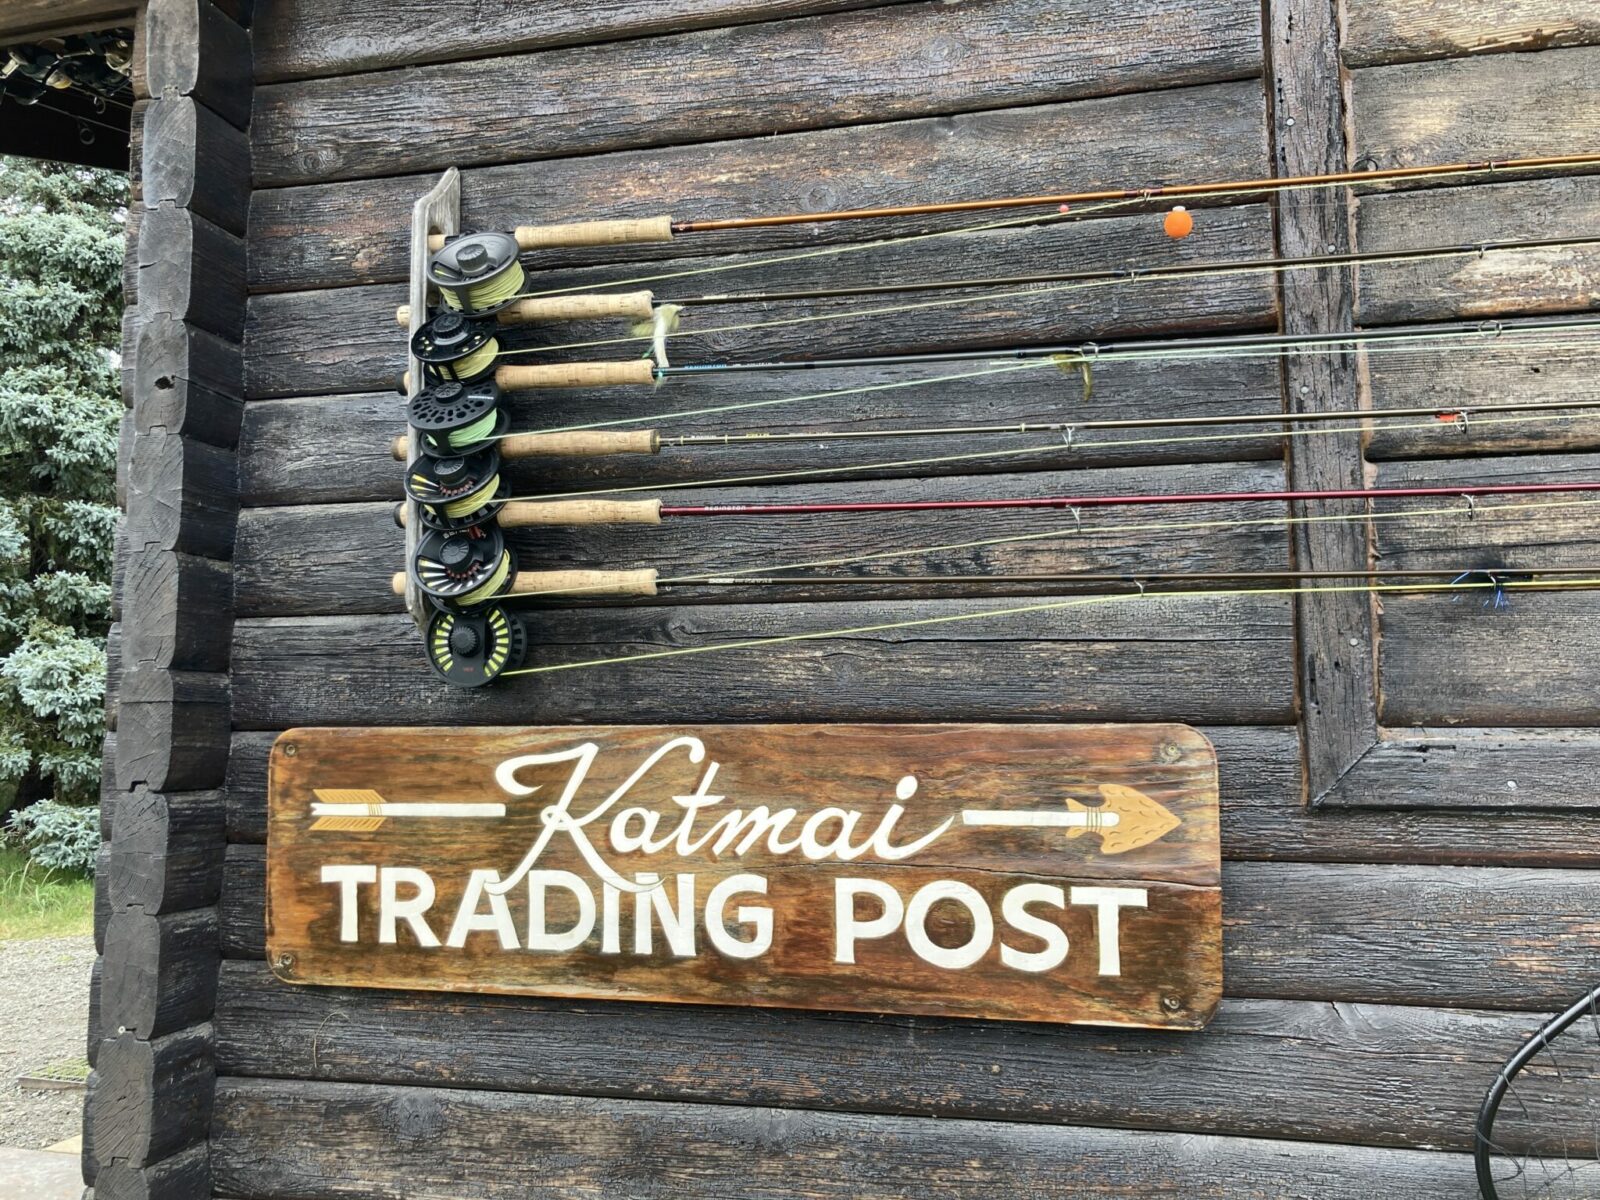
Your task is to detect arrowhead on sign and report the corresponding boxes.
[1063,785,1182,855]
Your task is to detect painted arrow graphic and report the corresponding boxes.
[960,785,1181,855]
[309,789,506,832]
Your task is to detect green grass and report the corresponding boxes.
[0,845,94,942]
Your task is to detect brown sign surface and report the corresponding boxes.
[266,724,1222,1029]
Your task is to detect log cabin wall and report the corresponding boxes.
[92,0,1600,1195]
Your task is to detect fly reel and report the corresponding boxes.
[425,603,528,687]
[403,444,505,529]
[411,310,500,382]
[426,232,526,315]
[408,379,506,454]
[410,521,513,609]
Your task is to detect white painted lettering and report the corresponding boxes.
[905,880,993,970]
[834,878,904,963]
[999,884,1069,973]
[446,869,518,950]
[634,872,696,957]
[378,867,440,947]
[704,874,772,959]
[527,870,597,952]
[1070,885,1147,976]
[320,864,376,943]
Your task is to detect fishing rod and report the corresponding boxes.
[394,314,1600,456]
[399,481,1600,610]
[407,568,1600,687]
[420,154,1600,262]
[404,237,1600,385]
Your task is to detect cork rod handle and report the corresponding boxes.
[499,500,663,527]
[426,217,673,253]
[511,568,659,597]
[499,430,659,458]
[498,360,656,390]
[395,291,656,328]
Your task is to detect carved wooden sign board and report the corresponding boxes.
[266,724,1222,1029]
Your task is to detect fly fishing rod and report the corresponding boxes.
[400,237,1600,390]
[392,314,1600,460]
[398,481,1600,611]
[406,567,1598,687]
[419,153,1600,264]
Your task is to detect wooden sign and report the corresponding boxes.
[266,724,1222,1029]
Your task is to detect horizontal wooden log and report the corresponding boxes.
[248,80,1268,291]
[89,1027,213,1169]
[109,790,226,913]
[143,0,252,129]
[0,0,133,40]
[125,433,238,561]
[239,352,1282,506]
[210,1076,1477,1199]
[94,1143,211,1200]
[1349,45,1600,167]
[120,308,140,410]
[102,908,220,1039]
[105,624,122,732]
[244,204,1277,399]
[133,317,243,448]
[1317,728,1600,809]
[101,734,118,840]
[82,1070,98,1187]
[1355,177,1600,326]
[235,460,1291,616]
[221,725,1600,867]
[115,668,230,792]
[1365,332,1600,459]
[212,958,1582,1153]
[121,551,233,671]
[88,956,104,1067]
[220,843,1600,1008]
[141,96,249,235]
[95,843,111,954]
[229,593,1295,728]
[251,0,1263,187]
[136,209,246,344]
[1344,1,1600,69]
[253,0,922,81]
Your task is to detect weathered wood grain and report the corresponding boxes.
[234,461,1291,616]
[247,81,1268,290]
[1355,177,1600,325]
[124,433,238,560]
[210,1076,1481,1199]
[244,204,1277,399]
[101,908,220,1039]
[266,723,1221,1028]
[142,0,252,129]
[224,842,1600,1009]
[0,0,133,40]
[250,0,1263,187]
[212,959,1587,1153]
[239,353,1283,507]
[121,551,232,671]
[89,1027,213,1169]
[1344,0,1600,68]
[251,1,916,81]
[141,96,250,236]
[136,207,246,344]
[114,668,230,792]
[1267,0,1377,806]
[225,725,1600,867]
[133,316,243,448]
[94,1143,211,1200]
[229,595,1295,729]
[1318,728,1600,809]
[1366,334,1600,459]
[1349,46,1600,168]
[109,790,225,913]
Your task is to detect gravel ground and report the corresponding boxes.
[0,936,94,1150]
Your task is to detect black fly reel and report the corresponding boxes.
[410,520,514,609]
[403,443,506,529]
[425,232,526,315]
[408,378,507,455]
[411,310,500,383]
[425,603,528,687]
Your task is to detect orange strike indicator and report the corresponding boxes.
[1163,206,1194,238]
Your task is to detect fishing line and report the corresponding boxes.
[500,496,1599,599]
[496,576,1600,677]
[501,409,1597,504]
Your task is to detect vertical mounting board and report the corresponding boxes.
[403,168,461,628]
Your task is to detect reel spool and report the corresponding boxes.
[425,603,528,687]
[408,379,507,454]
[404,444,505,529]
[426,231,526,315]
[410,310,500,383]
[410,521,513,608]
